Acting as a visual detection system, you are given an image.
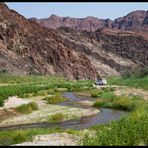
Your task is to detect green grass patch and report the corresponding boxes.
[0,74,94,107]
[43,93,68,104]
[94,94,144,112]
[15,102,39,114]
[100,87,115,92]
[89,79,148,145]
[94,99,113,108]
[81,102,148,146]
[64,129,80,135]
[112,96,140,111]
[0,84,54,106]
[0,74,66,85]
[98,91,116,101]
[90,88,116,101]
[0,127,62,146]
[48,113,64,123]
[90,89,100,98]
[108,76,148,90]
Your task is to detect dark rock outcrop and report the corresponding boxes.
[1,3,148,78]
[112,10,147,30]
[0,3,99,80]
[56,27,148,76]
[142,11,148,26]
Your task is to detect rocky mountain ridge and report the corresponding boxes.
[0,3,148,78]
[0,3,98,80]
[30,10,148,32]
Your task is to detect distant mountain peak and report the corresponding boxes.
[49,14,59,18]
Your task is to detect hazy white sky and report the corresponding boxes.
[6,2,148,20]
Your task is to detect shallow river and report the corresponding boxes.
[0,92,127,131]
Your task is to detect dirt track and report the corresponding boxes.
[95,85,148,101]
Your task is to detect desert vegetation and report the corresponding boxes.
[80,69,148,146]
[81,103,148,146]
[15,102,39,114]
[0,127,62,146]
[0,3,148,146]
[108,67,148,90]
[47,113,64,123]
[0,74,93,106]
[0,73,147,146]
[43,93,68,104]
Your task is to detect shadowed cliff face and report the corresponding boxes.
[142,11,148,26]
[94,28,148,66]
[0,3,99,80]
[34,10,147,77]
[29,11,148,77]
[112,10,147,30]
[56,27,148,76]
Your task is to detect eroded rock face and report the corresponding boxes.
[56,27,148,76]
[30,11,148,75]
[0,3,99,80]
[95,28,148,66]
[1,3,148,78]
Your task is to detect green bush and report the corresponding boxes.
[0,127,62,145]
[47,89,55,95]
[93,99,114,109]
[12,131,28,144]
[99,92,116,101]
[15,102,39,114]
[90,89,100,98]
[112,96,133,111]
[93,93,143,112]
[37,90,48,96]
[93,99,108,108]
[48,113,64,123]
[43,94,68,104]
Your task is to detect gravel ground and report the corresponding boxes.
[114,87,148,101]
[94,84,148,101]
[14,133,79,146]
[0,96,32,109]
